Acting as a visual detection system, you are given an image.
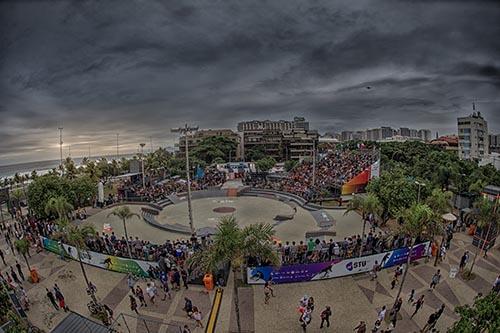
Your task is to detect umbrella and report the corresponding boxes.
[441,213,457,222]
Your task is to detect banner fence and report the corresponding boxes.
[247,242,430,284]
[41,236,158,277]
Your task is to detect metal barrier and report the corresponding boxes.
[109,313,182,333]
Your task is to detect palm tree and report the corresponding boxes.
[56,218,98,302]
[187,216,279,333]
[14,239,31,274]
[107,206,139,258]
[45,196,74,222]
[467,197,499,277]
[344,193,382,257]
[425,188,453,266]
[392,203,435,321]
[10,189,23,213]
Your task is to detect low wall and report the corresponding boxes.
[40,236,158,277]
[247,242,430,284]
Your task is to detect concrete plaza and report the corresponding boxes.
[1,200,497,332]
[87,197,367,243]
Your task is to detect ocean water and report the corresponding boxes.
[0,154,136,179]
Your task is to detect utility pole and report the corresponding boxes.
[415,181,425,204]
[139,143,146,190]
[116,133,120,160]
[88,144,91,159]
[312,138,317,185]
[58,127,63,174]
[171,124,199,234]
[150,136,153,153]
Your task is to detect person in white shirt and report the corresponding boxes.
[377,305,387,322]
[146,282,156,305]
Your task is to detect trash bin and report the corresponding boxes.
[30,268,39,283]
[203,273,214,291]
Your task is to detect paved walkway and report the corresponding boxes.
[247,231,499,332]
[2,210,498,332]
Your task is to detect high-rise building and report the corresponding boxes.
[457,110,489,160]
[489,134,500,154]
[366,128,382,141]
[238,117,318,161]
[418,129,432,142]
[179,129,241,158]
[341,131,353,141]
[399,127,410,137]
[381,127,394,139]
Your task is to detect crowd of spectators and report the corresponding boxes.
[268,231,422,267]
[116,168,226,203]
[245,149,378,201]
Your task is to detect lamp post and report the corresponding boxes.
[171,124,198,234]
[312,138,317,185]
[140,143,146,190]
[415,181,426,203]
[58,127,64,175]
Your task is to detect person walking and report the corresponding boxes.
[422,312,438,332]
[371,319,381,333]
[423,304,445,331]
[135,285,147,307]
[393,297,403,314]
[146,282,156,305]
[15,261,25,281]
[320,305,332,328]
[54,287,67,312]
[390,276,397,290]
[46,288,59,310]
[183,297,193,317]
[411,295,425,318]
[377,306,387,322]
[493,275,500,293]
[129,295,139,314]
[459,251,469,272]
[299,308,312,332]
[181,268,189,290]
[9,266,20,284]
[127,274,136,295]
[161,275,172,300]
[0,248,6,265]
[353,320,367,333]
[429,270,442,290]
[408,289,415,303]
[264,282,272,304]
[192,306,203,328]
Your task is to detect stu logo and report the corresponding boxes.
[346,260,367,271]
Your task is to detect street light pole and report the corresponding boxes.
[312,139,317,185]
[140,143,146,190]
[58,127,64,175]
[415,181,425,204]
[171,124,199,235]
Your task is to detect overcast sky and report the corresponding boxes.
[1,0,499,165]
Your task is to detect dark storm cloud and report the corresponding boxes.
[1,0,500,164]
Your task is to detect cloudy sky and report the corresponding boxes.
[1,0,499,164]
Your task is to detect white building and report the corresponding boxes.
[457,111,489,160]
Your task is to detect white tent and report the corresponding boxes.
[442,213,457,222]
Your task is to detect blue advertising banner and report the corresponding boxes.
[247,242,430,284]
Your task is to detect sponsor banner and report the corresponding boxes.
[41,236,157,277]
[247,242,429,284]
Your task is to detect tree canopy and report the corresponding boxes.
[449,292,500,333]
[191,136,238,165]
[28,174,96,218]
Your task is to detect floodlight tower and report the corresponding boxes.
[171,124,199,234]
